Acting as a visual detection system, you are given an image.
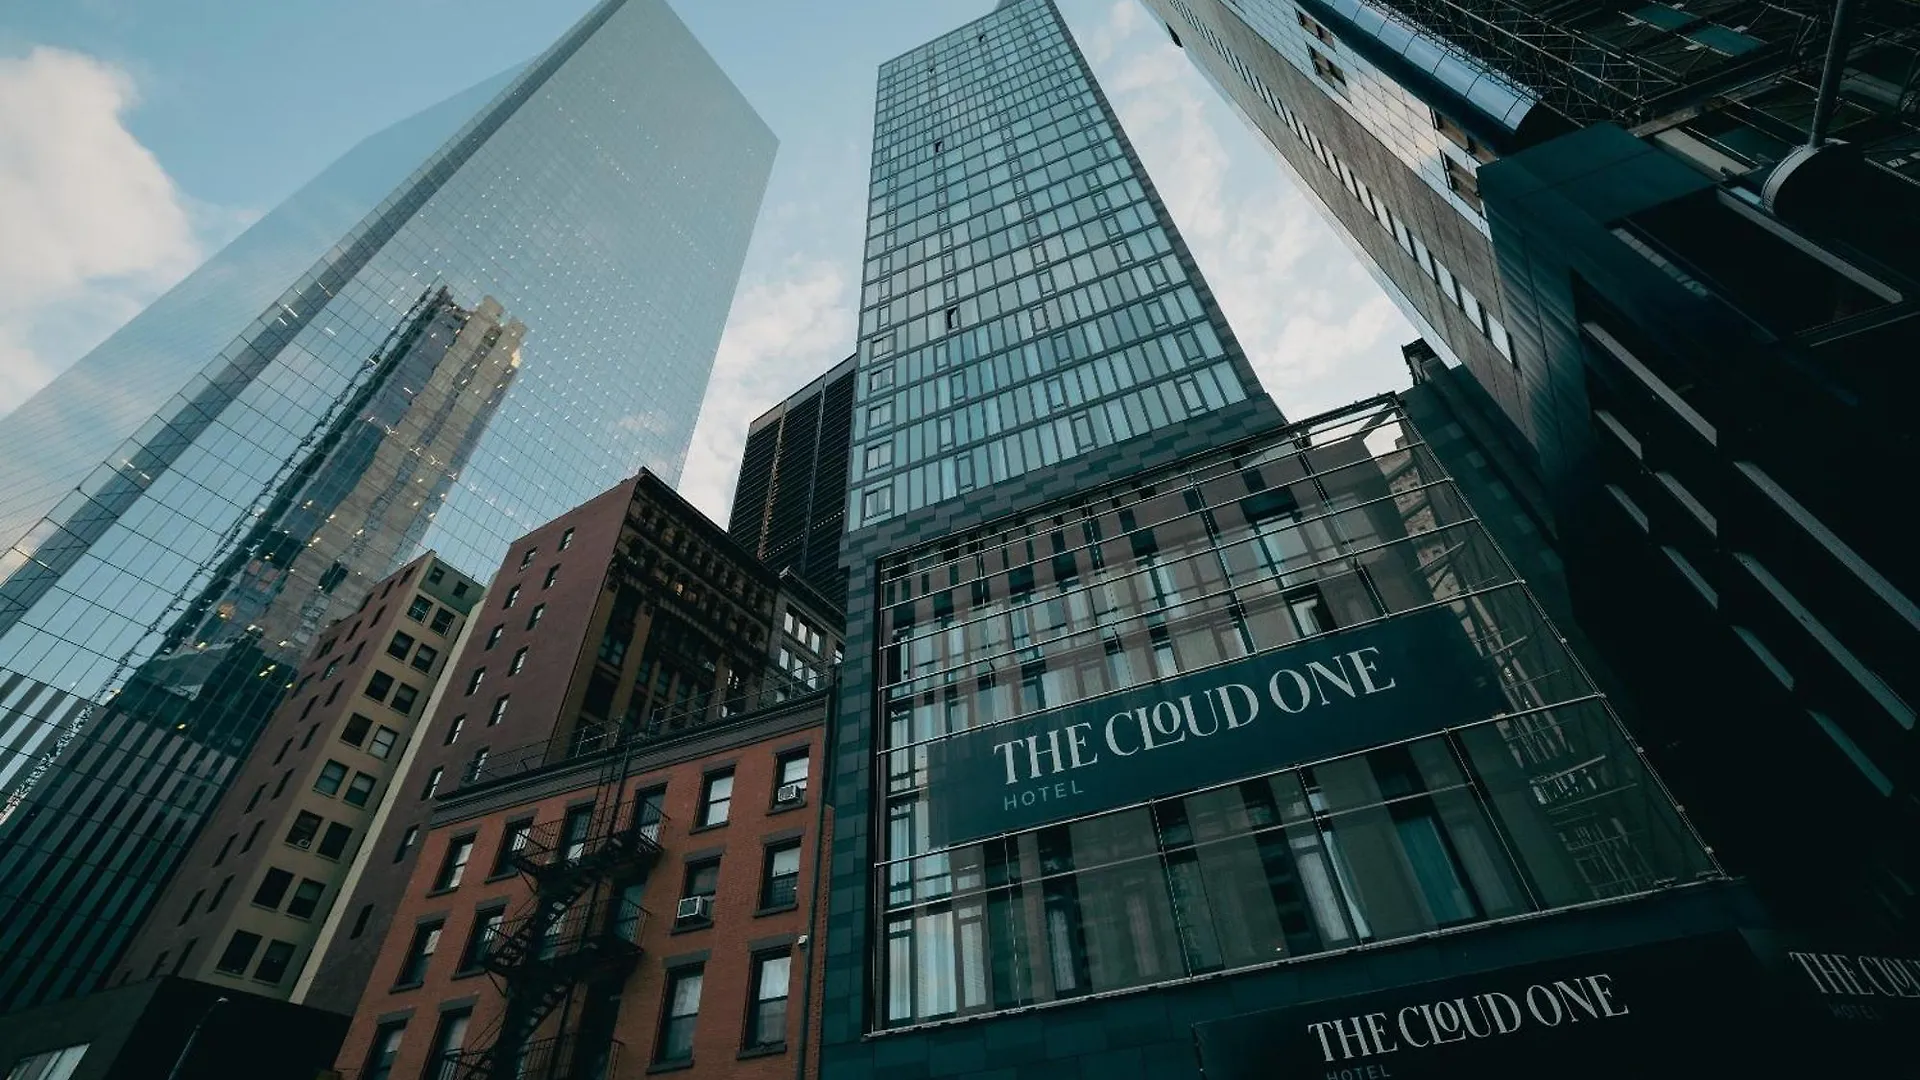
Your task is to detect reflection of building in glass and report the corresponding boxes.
[0,0,772,1011]
[1138,0,1920,931]
[728,354,858,613]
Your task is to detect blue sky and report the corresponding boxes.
[0,0,1410,520]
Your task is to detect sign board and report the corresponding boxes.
[924,606,1506,846]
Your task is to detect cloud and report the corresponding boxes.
[0,47,208,415]
[1060,0,1413,418]
[676,252,857,521]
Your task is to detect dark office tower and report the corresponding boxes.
[1146,0,1920,933]
[0,0,773,1011]
[728,355,860,612]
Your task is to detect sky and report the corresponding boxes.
[0,0,1412,524]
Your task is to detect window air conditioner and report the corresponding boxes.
[293,837,312,850]
[775,783,804,805]
[676,895,712,921]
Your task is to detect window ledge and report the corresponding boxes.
[753,903,799,919]
[669,919,713,937]
[390,979,425,992]
[688,821,728,835]
[483,871,516,884]
[423,886,459,899]
[646,1061,694,1075]
[737,1043,787,1061]
[450,967,487,982]
[766,800,808,816]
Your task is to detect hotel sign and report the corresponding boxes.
[924,606,1505,846]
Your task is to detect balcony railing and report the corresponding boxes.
[485,898,648,979]
[440,1034,622,1080]
[507,798,664,880]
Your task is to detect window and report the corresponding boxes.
[344,771,377,808]
[1442,156,1483,212]
[238,821,263,854]
[503,585,520,609]
[776,752,808,800]
[273,768,293,799]
[315,760,348,797]
[868,365,894,391]
[444,715,465,745]
[286,812,322,849]
[559,527,575,551]
[434,835,475,891]
[868,402,893,428]
[363,1020,406,1080]
[253,868,294,909]
[865,443,892,470]
[177,891,202,926]
[369,725,398,759]
[561,805,595,862]
[350,904,374,940]
[509,647,528,675]
[682,859,720,916]
[1298,9,1336,45]
[242,785,264,813]
[430,607,454,635]
[656,967,703,1064]
[215,930,262,975]
[863,487,893,518]
[465,668,485,696]
[699,771,733,827]
[5,1045,88,1080]
[411,644,438,673]
[542,566,558,589]
[342,713,373,746]
[488,695,510,727]
[208,875,232,911]
[213,833,237,866]
[387,631,414,660]
[745,953,792,1050]
[395,921,442,986]
[318,822,352,860]
[407,596,432,621]
[428,565,445,585]
[301,723,318,749]
[271,737,291,765]
[1432,107,1495,163]
[389,683,418,715]
[761,843,802,910]
[254,940,296,985]
[490,820,531,878]
[420,767,444,801]
[425,1008,471,1079]
[465,747,491,783]
[484,625,503,650]
[460,908,505,972]
[519,547,537,569]
[365,671,394,703]
[1309,46,1347,90]
[287,878,324,919]
[395,825,421,862]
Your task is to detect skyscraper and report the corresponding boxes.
[1145,0,1920,930]
[0,0,774,1010]
[728,354,859,613]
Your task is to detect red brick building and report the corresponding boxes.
[331,691,832,1079]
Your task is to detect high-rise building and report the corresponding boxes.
[728,354,859,612]
[1146,0,1920,930]
[112,552,483,999]
[299,471,842,1015]
[0,0,774,1011]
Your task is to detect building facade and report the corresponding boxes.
[1143,0,1920,931]
[110,553,482,999]
[0,0,774,1009]
[329,691,831,1080]
[302,472,842,1015]
[728,354,859,613]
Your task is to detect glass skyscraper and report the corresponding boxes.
[0,0,773,1010]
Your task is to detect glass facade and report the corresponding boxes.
[849,0,1269,531]
[869,399,1714,1027]
[0,0,772,1010]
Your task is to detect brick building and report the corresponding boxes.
[114,552,483,998]
[329,660,833,1079]
[302,471,842,1022]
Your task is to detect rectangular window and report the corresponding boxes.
[761,843,802,910]
[287,878,324,920]
[253,868,294,909]
[465,668,485,696]
[389,683,418,715]
[559,527,575,551]
[341,713,373,747]
[868,402,893,427]
[425,1007,473,1073]
[699,771,733,827]
[503,585,520,609]
[542,566,558,589]
[421,767,444,801]
[214,930,262,975]
[369,725,398,759]
[485,625,503,650]
[395,921,442,986]
[492,819,532,877]
[318,822,351,860]
[434,835,475,891]
[1443,156,1483,212]
[1308,46,1347,91]
[286,811,321,849]
[745,953,792,1050]
[364,671,394,703]
[407,596,432,621]
[460,908,505,972]
[656,967,704,1064]
[344,772,377,808]
[680,859,720,925]
[411,644,438,673]
[865,443,893,470]
[238,820,263,854]
[386,631,413,660]
[364,1020,406,1080]
[5,1046,89,1079]
[254,940,296,985]
[509,647,527,675]
[430,607,454,635]
[444,715,465,746]
[314,760,348,797]
[519,547,537,569]
[863,487,893,518]
[488,695,510,726]
[526,603,545,630]
[868,365,894,391]
[395,825,420,862]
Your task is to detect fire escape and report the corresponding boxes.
[447,774,663,1080]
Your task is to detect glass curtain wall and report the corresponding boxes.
[871,399,1716,1027]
